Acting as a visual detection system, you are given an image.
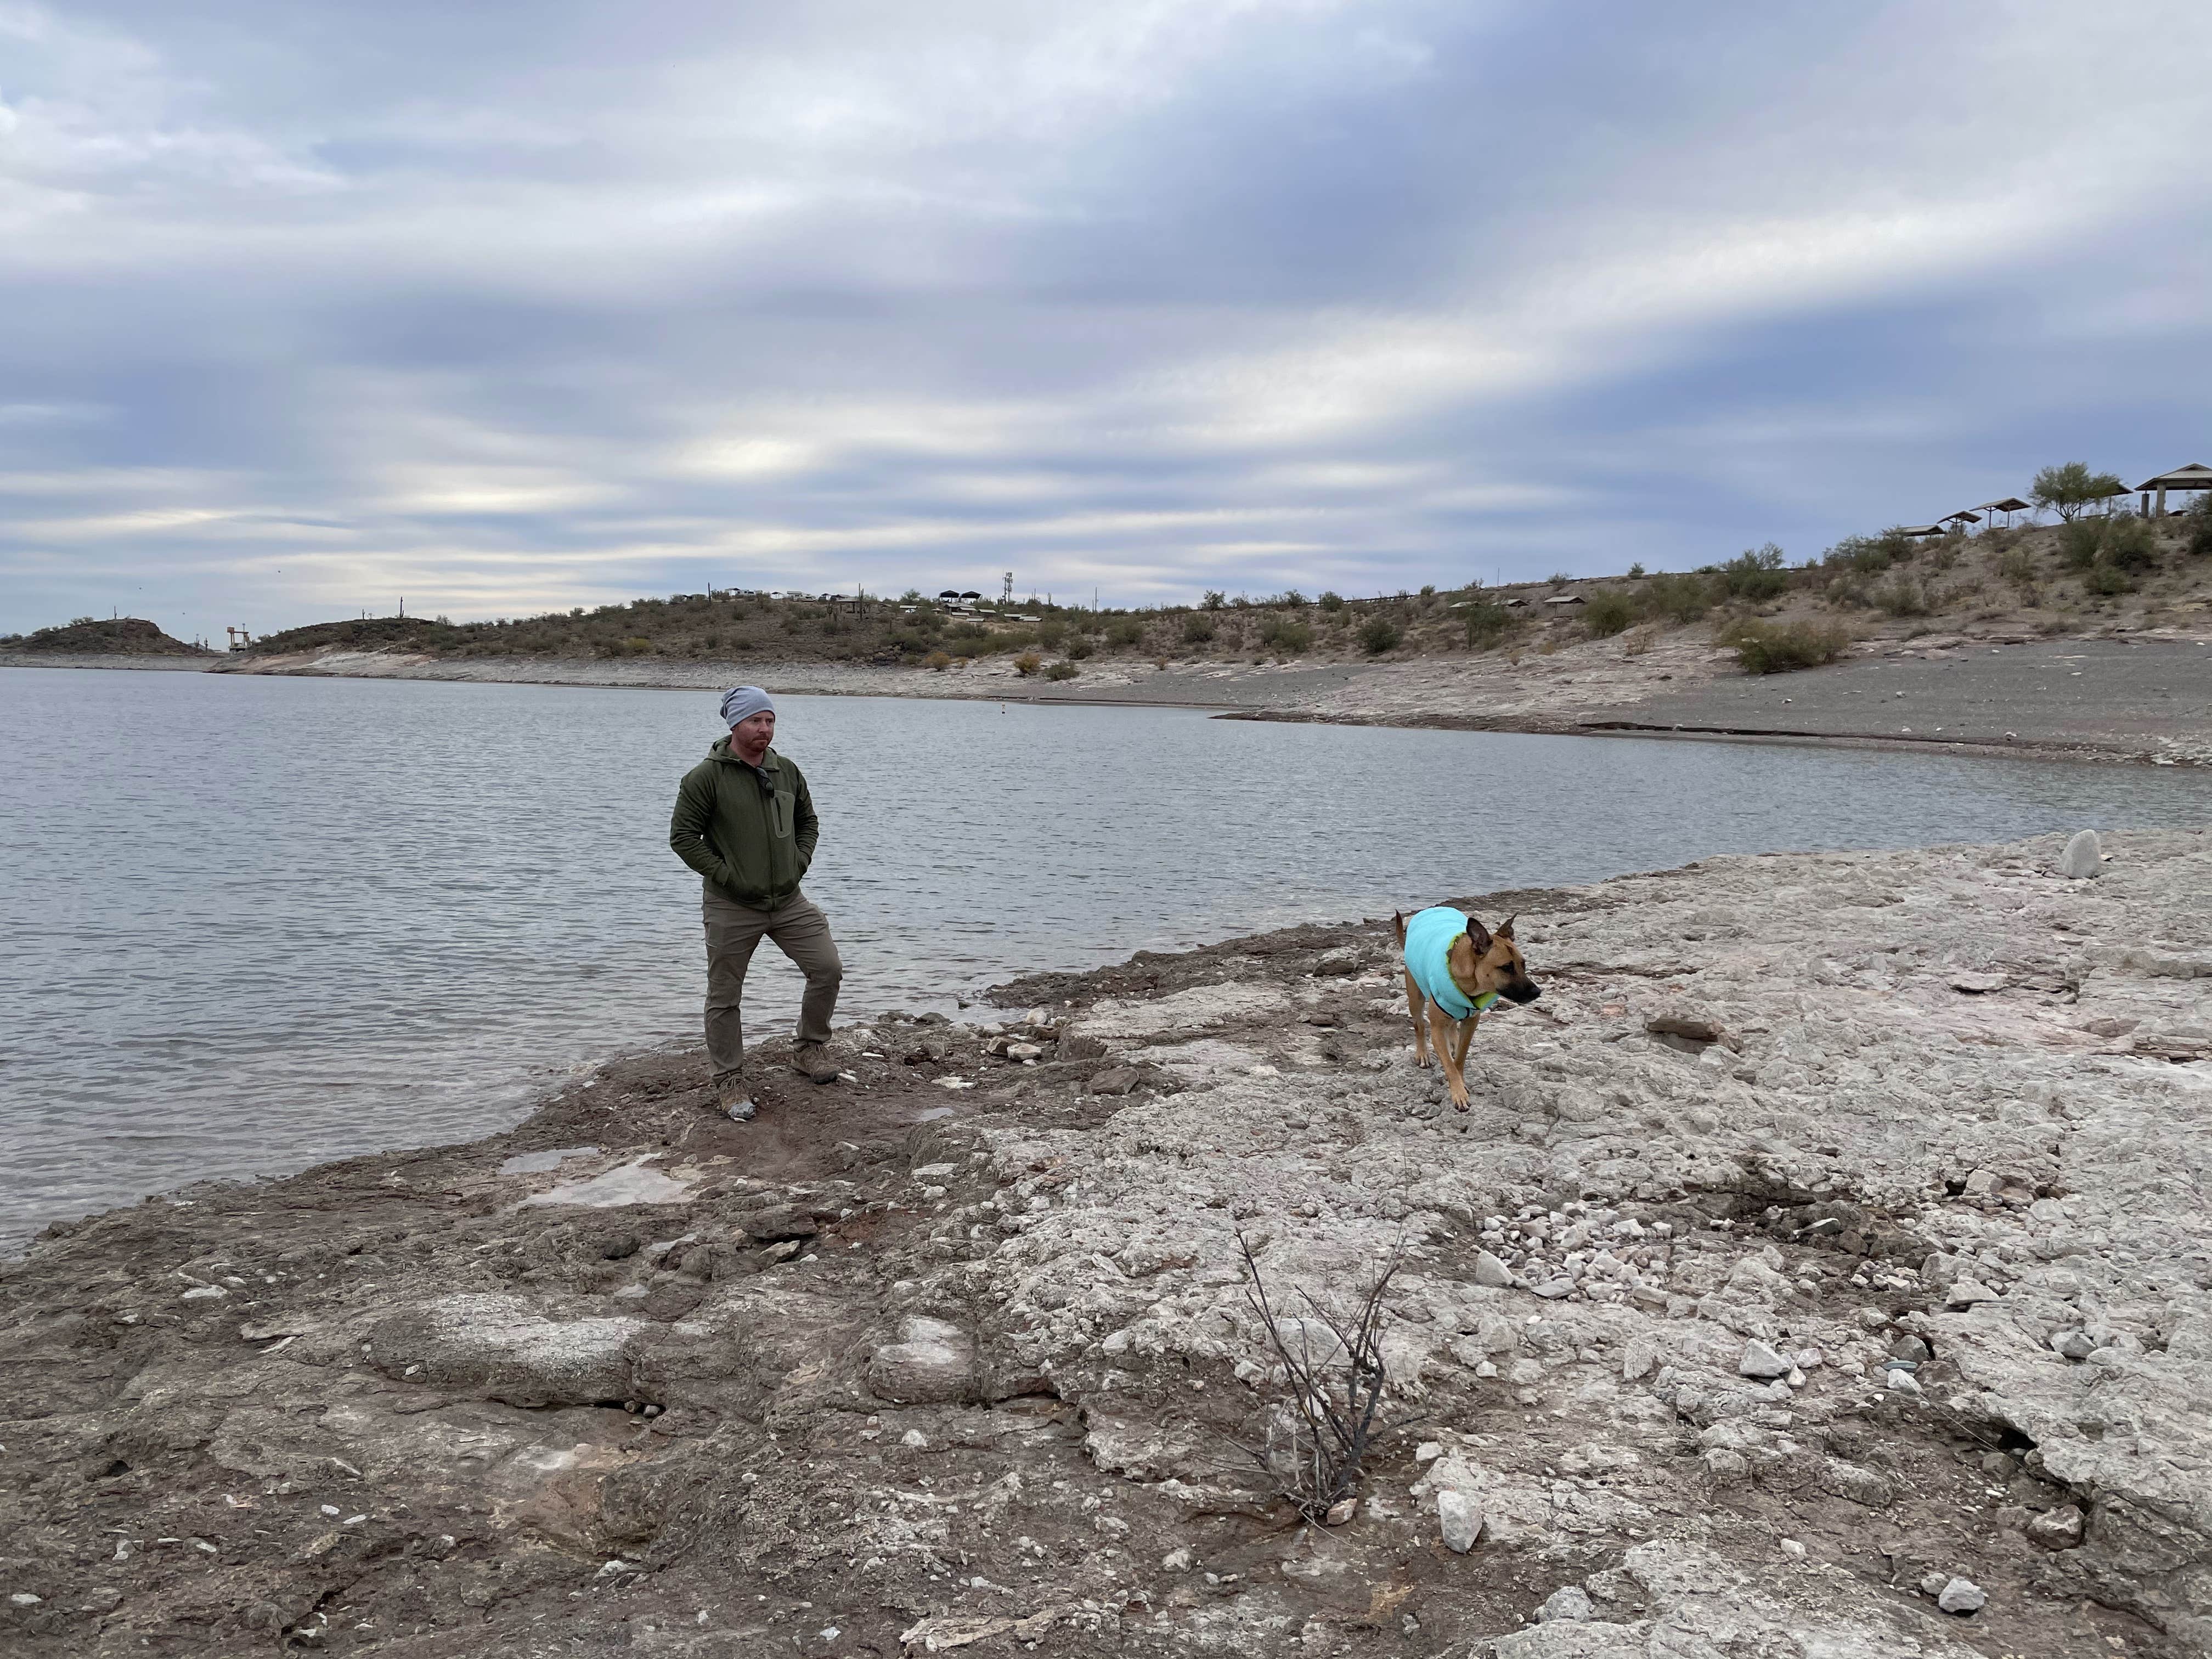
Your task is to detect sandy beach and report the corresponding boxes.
[4,828,2208,1656]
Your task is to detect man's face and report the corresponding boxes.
[731,709,775,758]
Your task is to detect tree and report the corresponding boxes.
[2031,462,2125,522]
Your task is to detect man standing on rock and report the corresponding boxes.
[668,687,842,1120]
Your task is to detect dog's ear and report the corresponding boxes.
[1464,914,1493,956]
[1495,915,1516,941]
[1392,911,1407,946]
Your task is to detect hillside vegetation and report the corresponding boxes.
[221,495,2212,679]
[0,618,213,656]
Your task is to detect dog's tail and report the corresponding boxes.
[1391,910,1407,946]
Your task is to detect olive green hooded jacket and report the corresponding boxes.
[668,738,819,908]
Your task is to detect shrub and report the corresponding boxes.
[2083,562,2132,597]
[1823,528,1916,575]
[1722,618,1850,674]
[1583,588,1635,637]
[2058,519,2103,569]
[1037,619,1068,649]
[924,650,952,672]
[1181,613,1216,644]
[1318,591,1345,612]
[598,636,655,657]
[1065,636,1094,660]
[1873,578,1931,617]
[1044,659,1077,681]
[1642,572,1712,623]
[1201,590,1227,611]
[2100,515,2158,573]
[1359,617,1402,654]
[2190,495,2212,558]
[1627,562,1646,578]
[1014,651,1042,675]
[1718,543,1791,602]
[1996,548,2040,590]
[1106,617,1146,647]
[2032,461,2126,522]
[1462,591,1513,648]
[1258,616,1313,652]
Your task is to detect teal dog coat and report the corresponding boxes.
[1403,905,1498,1020]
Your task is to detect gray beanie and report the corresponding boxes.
[719,685,775,727]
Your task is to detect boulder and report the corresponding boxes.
[1537,1586,1594,1623]
[1737,1340,1791,1379]
[1472,1250,1514,1288]
[364,1294,648,1407]
[1936,1576,1985,1615]
[741,1206,818,1243]
[2058,831,2101,879]
[866,1316,974,1405]
[2025,1504,2085,1550]
[1437,1488,1483,1553]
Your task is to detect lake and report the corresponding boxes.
[3,665,2207,1248]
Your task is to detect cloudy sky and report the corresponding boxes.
[3,1,2206,641]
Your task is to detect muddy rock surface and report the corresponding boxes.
[4,830,2209,1656]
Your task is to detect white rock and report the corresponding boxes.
[1885,1368,1922,1395]
[1161,1548,1192,1571]
[1936,1577,1985,1615]
[1945,1278,2000,1309]
[1436,1489,1483,1553]
[1536,1587,1593,1623]
[2058,831,2101,879]
[1472,1250,1514,1288]
[1414,1441,1443,1465]
[1738,1340,1791,1379]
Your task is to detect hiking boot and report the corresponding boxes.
[792,1044,839,1085]
[716,1084,756,1122]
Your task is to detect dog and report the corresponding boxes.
[1392,906,1541,1110]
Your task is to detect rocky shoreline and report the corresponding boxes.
[5,829,2210,1656]
[9,628,2210,765]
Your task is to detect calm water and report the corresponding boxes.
[3,665,2208,1246]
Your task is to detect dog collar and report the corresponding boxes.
[1472,991,1499,1013]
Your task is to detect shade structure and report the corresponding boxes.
[2135,462,2212,492]
[1974,497,2032,514]
[1939,510,1982,527]
[1897,524,1947,538]
[2135,462,2211,517]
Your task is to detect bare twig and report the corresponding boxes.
[1233,1229,1410,1519]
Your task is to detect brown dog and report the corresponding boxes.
[1392,906,1541,1110]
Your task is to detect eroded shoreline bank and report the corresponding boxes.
[4,830,2209,1656]
[9,629,2210,766]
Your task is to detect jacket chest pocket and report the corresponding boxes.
[770,788,794,838]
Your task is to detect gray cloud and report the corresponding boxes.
[3,0,2207,641]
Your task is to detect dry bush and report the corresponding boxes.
[1044,659,1077,681]
[1013,651,1042,676]
[1583,589,1635,637]
[1232,1232,1409,1520]
[1723,618,1850,674]
[924,650,952,672]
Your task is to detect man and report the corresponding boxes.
[668,687,842,1120]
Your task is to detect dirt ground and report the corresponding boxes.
[5,831,2207,1657]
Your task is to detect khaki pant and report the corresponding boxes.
[702,890,842,1086]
